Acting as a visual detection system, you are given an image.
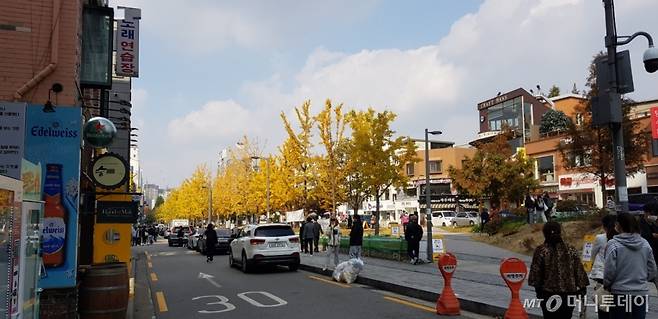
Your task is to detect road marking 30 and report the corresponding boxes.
[383,296,434,313]
[237,291,288,308]
[156,291,168,312]
[192,295,236,314]
[150,273,158,282]
[308,275,351,288]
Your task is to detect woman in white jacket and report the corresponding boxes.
[324,217,341,271]
[590,214,617,318]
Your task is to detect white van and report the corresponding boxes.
[431,211,457,227]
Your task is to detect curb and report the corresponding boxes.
[133,251,157,319]
[299,263,541,319]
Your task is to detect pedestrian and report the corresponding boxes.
[401,213,409,234]
[639,203,658,267]
[313,218,323,253]
[590,214,618,318]
[405,214,423,264]
[140,226,147,246]
[303,217,316,256]
[606,196,616,213]
[204,223,218,262]
[480,209,489,232]
[300,220,307,253]
[535,194,546,223]
[131,226,138,246]
[528,222,589,319]
[542,192,554,221]
[349,214,364,259]
[604,213,657,319]
[525,193,535,224]
[323,217,341,271]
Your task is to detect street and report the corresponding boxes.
[134,241,490,319]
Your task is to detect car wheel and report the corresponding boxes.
[469,221,475,226]
[229,250,235,268]
[289,262,299,271]
[241,253,251,273]
[442,222,446,227]
[452,222,457,227]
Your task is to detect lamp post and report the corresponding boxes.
[602,0,656,213]
[424,129,442,262]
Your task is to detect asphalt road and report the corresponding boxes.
[135,241,491,319]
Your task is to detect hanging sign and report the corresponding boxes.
[90,153,128,189]
[115,7,141,77]
[83,117,117,148]
[96,201,138,223]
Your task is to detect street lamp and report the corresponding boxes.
[602,0,656,213]
[251,156,271,221]
[424,129,442,262]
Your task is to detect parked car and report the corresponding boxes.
[431,211,457,227]
[451,212,480,227]
[187,229,203,250]
[167,226,191,247]
[198,228,232,255]
[229,223,300,273]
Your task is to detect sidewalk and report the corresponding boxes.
[301,232,658,319]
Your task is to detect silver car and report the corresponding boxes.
[451,212,480,227]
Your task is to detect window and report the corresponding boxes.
[652,138,658,157]
[406,163,414,176]
[384,191,390,201]
[254,225,294,237]
[429,160,442,173]
[536,156,555,182]
[487,97,523,131]
[392,194,397,202]
[575,113,583,126]
[404,187,417,197]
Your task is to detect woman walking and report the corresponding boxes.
[590,214,618,319]
[204,223,218,263]
[323,217,341,271]
[604,213,657,319]
[529,222,589,319]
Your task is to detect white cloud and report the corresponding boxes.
[167,100,253,144]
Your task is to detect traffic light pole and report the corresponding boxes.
[604,0,629,213]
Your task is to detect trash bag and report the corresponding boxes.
[332,258,364,284]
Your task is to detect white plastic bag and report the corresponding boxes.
[332,258,364,284]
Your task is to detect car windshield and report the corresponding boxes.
[216,229,231,237]
[444,212,456,217]
[254,226,294,237]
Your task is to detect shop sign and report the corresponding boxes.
[559,173,599,191]
[24,105,81,289]
[91,153,128,189]
[96,201,138,223]
[0,102,26,179]
[83,117,117,148]
[115,7,141,77]
[651,107,658,139]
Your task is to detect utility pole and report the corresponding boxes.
[424,129,432,261]
[266,157,271,220]
[603,0,628,213]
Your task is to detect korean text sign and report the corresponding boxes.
[115,7,141,77]
[24,105,81,289]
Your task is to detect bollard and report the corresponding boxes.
[436,252,460,315]
[500,258,528,319]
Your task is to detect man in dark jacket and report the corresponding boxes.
[313,218,323,253]
[349,215,364,259]
[204,224,218,262]
[299,220,307,253]
[303,217,316,255]
[405,214,423,264]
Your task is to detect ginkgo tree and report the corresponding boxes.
[315,99,347,215]
[345,108,418,235]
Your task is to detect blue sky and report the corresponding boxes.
[110,0,658,188]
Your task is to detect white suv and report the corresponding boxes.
[229,223,301,273]
[431,211,457,227]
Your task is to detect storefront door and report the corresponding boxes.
[20,201,42,319]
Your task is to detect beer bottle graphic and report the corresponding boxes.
[42,164,66,268]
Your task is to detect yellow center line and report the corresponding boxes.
[383,296,436,313]
[156,291,168,312]
[150,273,158,282]
[308,275,351,288]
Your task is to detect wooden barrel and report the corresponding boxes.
[79,263,129,319]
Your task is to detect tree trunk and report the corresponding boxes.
[374,193,380,236]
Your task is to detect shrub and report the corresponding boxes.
[510,207,527,217]
[556,200,579,212]
[500,221,525,236]
[484,216,503,235]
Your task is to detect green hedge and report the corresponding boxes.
[334,236,408,261]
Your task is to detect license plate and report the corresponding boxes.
[268,242,286,248]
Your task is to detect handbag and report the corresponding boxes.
[592,282,612,312]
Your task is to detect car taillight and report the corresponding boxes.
[289,237,299,243]
[250,239,266,245]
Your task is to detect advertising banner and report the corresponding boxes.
[23,105,81,289]
[0,102,26,179]
[651,107,658,139]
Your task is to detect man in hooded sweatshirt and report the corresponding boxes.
[604,213,657,319]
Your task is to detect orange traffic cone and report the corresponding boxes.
[500,258,529,319]
[436,252,460,315]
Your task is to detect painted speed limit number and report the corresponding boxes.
[193,291,287,314]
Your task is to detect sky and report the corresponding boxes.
[109,0,658,188]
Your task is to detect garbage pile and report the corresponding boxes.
[332,258,364,284]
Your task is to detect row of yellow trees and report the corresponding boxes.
[156,100,418,234]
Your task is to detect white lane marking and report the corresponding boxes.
[236,291,288,308]
[192,295,236,314]
[198,272,222,288]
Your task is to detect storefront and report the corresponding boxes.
[559,172,647,208]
